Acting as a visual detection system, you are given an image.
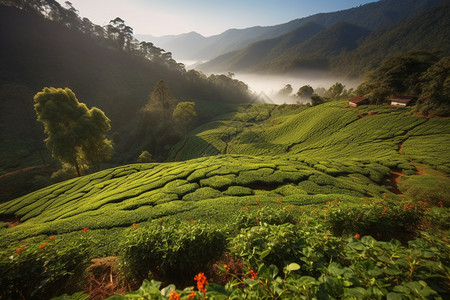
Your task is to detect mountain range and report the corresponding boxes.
[137,0,448,77]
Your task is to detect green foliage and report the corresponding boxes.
[325,197,424,240]
[33,87,113,174]
[120,219,226,284]
[0,234,90,299]
[137,151,154,163]
[356,51,439,104]
[173,101,197,131]
[232,199,296,230]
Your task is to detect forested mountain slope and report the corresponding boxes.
[138,0,443,61]
[199,0,449,75]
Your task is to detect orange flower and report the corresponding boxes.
[81,227,89,232]
[187,291,196,300]
[326,201,331,205]
[324,235,329,241]
[289,205,294,211]
[250,269,258,280]
[194,272,208,293]
[159,218,163,221]
[168,290,180,300]
[49,236,55,240]
[276,199,281,205]
[40,242,48,248]
[382,207,387,215]
[15,247,25,254]
[354,233,361,240]
[324,208,329,214]
[224,264,230,274]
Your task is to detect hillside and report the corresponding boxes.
[201,22,370,73]
[1,102,449,245]
[1,101,449,298]
[137,0,443,61]
[199,0,449,75]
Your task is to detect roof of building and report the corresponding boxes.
[389,96,418,103]
[348,96,368,104]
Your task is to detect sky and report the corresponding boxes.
[57,0,378,37]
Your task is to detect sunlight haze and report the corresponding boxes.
[57,0,377,36]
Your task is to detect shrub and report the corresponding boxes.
[0,234,90,299]
[120,219,226,285]
[232,199,296,230]
[325,197,424,241]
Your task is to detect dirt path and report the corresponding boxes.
[0,164,50,180]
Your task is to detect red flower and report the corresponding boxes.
[324,235,329,241]
[382,207,387,215]
[15,247,25,254]
[250,269,258,280]
[276,199,281,205]
[168,290,180,300]
[49,236,55,240]
[40,242,48,249]
[194,272,208,293]
[187,291,196,300]
[81,227,89,232]
[438,201,444,207]
[224,264,230,274]
[289,205,294,211]
[326,201,331,205]
[354,233,361,240]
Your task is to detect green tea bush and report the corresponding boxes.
[120,219,226,285]
[232,199,296,230]
[325,197,424,240]
[0,234,90,299]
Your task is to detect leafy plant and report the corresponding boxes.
[120,219,226,285]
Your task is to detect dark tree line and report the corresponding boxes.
[1,0,185,72]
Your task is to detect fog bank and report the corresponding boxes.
[233,72,361,104]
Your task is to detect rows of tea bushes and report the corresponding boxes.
[0,154,397,248]
[169,101,448,169]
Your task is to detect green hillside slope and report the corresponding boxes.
[1,102,448,248]
[170,102,450,172]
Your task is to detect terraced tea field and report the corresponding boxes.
[0,101,449,260]
[170,102,450,174]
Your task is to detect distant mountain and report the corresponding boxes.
[136,32,209,61]
[198,0,449,76]
[199,22,325,72]
[200,22,370,73]
[137,0,443,61]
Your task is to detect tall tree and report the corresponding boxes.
[144,80,178,125]
[173,101,197,132]
[34,87,113,175]
[297,85,314,99]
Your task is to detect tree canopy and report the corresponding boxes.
[34,87,113,175]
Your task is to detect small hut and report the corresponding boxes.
[348,96,368,107]
[389,96,417,107]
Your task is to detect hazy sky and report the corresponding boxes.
[58,0,378,36]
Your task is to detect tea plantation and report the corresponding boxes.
[1,101,449,299]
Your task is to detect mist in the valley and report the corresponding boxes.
[233,72,362,104]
